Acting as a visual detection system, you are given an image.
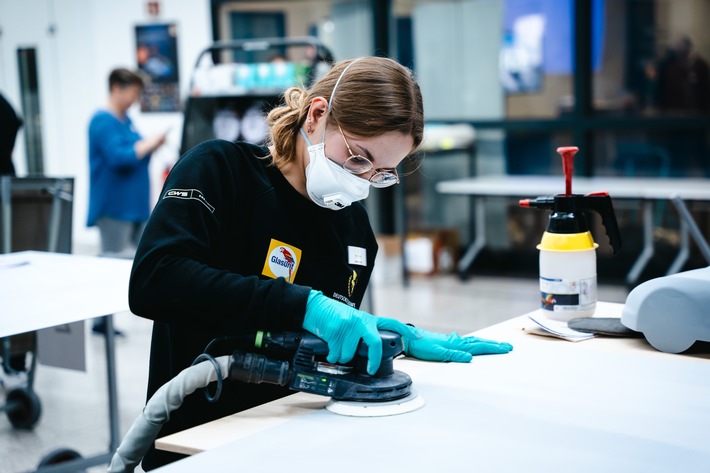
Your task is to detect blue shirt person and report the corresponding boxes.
[87,68,166,335]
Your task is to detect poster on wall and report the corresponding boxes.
[135,23,180,112]
[499,15,544,94]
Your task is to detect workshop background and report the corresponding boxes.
[1,0,709,472]
[2,0,709,278]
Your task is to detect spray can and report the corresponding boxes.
[519,147,622,321]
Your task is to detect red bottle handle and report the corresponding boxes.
[556,146,579,196]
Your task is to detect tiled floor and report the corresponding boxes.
[0,252,628,473]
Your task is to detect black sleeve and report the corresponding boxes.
[128,140,310,333]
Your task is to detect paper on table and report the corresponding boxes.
[0,258,30,270]
[527,315,595,342]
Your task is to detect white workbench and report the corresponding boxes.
[436,175,710,283]
[1,251,132,336]
[0,251,133,472]
[152,302,710,473]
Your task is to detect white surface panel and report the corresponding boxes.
[0,251,133,337]
[436,175,710,200]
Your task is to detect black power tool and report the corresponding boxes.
[108,331,422,472]
[229,330,413,403]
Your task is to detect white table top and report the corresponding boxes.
[153,302,710,473]
[0,251,133,337]
[436,175,710,201]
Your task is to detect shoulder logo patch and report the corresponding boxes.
[163,188,215,213]
[262,239,302,283]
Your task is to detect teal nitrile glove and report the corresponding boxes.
[377,318,513,362]
[303,290,411,375]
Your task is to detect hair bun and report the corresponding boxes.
[284,87,306,110]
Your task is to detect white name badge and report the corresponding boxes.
[348,246,367,266]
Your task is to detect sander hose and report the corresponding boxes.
[106,355,230,473]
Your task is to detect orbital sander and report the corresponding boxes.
[228,330,424,417]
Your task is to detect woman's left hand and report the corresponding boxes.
[377,319,513,362]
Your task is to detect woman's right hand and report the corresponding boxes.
[302,290,411,375]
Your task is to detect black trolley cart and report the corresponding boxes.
[179,36,334,156]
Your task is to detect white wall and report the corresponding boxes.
[0,0,211,253]
[413,0,504,121]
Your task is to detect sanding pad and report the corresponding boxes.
[568,317,643,337]
[325,392,425,417]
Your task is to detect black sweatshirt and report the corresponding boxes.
[129,139,378,470]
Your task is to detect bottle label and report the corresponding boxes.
[539,275,597,312]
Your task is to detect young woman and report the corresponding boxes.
[129,56,512,470]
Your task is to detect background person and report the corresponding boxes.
[655,34,710,175]
[656,34,710,113]
[0,92,23,176]
[128,57,513,470]
[0,92,25,388]
[87,68,167,335]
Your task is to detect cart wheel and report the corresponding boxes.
[6,387,42,429]
[38,448,84,470]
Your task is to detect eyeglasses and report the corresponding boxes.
[336,125,400,188]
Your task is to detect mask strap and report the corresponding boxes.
[328,58,360,112]
[320,58,361,142]
[299,128,313,147]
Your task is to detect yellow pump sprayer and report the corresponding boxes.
[519,146,622,320]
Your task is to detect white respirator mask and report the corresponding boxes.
[301,128,370,210]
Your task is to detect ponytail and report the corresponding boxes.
[265,87,309,167]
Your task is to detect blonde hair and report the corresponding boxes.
[266,57,424,167]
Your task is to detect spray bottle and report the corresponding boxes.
[519,146,622,321]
